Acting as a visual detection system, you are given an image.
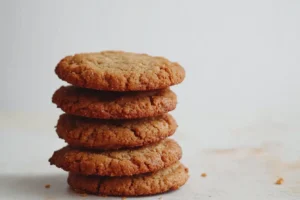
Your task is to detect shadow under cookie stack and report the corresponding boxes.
[49,51,189,197]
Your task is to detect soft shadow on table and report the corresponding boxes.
[0,173,80,199]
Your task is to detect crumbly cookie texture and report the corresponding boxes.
[55,51,185,91]
[56,113,177,150]
[49,139,182,176]
[52,86,177,119]
[68,162,189,196]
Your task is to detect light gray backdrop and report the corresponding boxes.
[1,0,299,133]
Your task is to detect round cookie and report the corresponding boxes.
[52,86,177,119]
[68,162,189,196]
[56,113,177,150]
[55,51,185,91]
[49,139,182,176]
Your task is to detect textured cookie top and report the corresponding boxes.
[57,113,177,150]
[52,86,177,119]
[68,162,189,196]
[49,139,182,176]
[55,51,185,91]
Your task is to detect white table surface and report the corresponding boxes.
[0,112,299,200]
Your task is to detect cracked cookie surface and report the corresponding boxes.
[56,113,177,150]
[49,139,182,176]
[55,51,185,91]
[68,162,189,196]
[52,86,177,119]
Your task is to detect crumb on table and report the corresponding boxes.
[80,193,88,197]
[122,197,127,200]
[44,184,51,189]
[201,173,207,177]
[275,177,284,185]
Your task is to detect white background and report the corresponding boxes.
[0,0,300,199]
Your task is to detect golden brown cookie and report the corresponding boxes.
[52,86,177,119]
[56,113,177,150]
[55,51,185,91]
[49,139,182,176]
[68,162,189,196]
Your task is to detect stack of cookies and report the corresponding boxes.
[49,51,189,197]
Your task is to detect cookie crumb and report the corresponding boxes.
[44,184,51,189]
[79,193,88,197]
[122,197,127,200]
[201,173,207,177]
[275,177,284,185]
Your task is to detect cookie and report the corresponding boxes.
[52,86,177,119]
[55,51,185,91]
[56,113,177,150]
[49,139,182,176]
[68,162,189,196]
